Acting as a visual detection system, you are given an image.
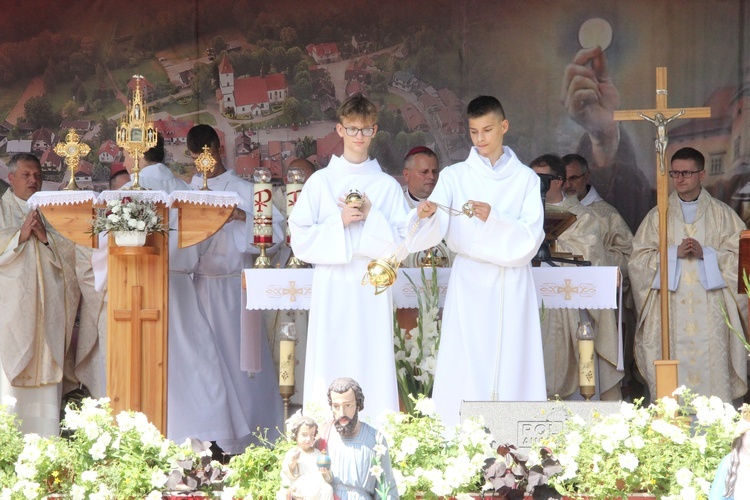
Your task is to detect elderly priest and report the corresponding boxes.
[0,153,76,436]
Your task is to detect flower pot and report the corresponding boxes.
[114,231,147,247]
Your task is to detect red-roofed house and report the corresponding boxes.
[400,103,429,132]
[306,43,341,64]
[234,76,271,116]
[60,120,94,133]
[265,73,288,103]
[345,57,374,84]
[345,80,367,98]
[316,131,343,167]
[234,151,260,181]
[436,108,463,135]
[40,148,62,176]
[75,160,94,184]
[153,117,195,145]
[438,88,462,110]
[235,133,254,155]
[31,128,54,152]
[418,94,443,112]
[98,139,120,164]
[127,76,156,101]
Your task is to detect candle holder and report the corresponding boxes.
[577,321,596,401]
[253,242,273,268]
[284,166,311,269]
[278,322,297,423]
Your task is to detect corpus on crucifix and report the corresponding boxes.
[614,67,711,399]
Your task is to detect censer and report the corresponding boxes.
[361,195,475,294]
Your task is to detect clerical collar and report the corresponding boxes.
[407,189,422,203]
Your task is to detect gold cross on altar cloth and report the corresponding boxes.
[282,281,304,302]
[613,67,711,398]
[54,129,91,191]
[556,279,579,300]
[113,285,160,407]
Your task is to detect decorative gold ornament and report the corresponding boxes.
[361,255,400,295]
[116,75,158,190]
[345,189,364,207]
[54,129,91,191]
[194,145,216,190]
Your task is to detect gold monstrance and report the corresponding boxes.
[194,145,216,190]
[116,75,158,190]
[54,129,91,191]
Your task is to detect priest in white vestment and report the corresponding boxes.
[412,97,546,426]
[401,146,453,268]
[188,125,284,453]
[563,153,638,395]
[289,95,408,418]
[531,155,622,401]
[630,147,748,403]
[0,154,75,436]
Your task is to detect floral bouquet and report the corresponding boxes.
[393,266,442,414]
[544,387,738,499]
[91,197,166,235]
[379,396,494,500]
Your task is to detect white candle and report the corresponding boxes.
[578,339,595,389]
[253,182,273,245]
[279,339,295,387]
[286,183,303,217]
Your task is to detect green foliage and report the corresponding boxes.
[224,430,292,500]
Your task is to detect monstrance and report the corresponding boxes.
[116,75,158,190]
[194,145,215,190]
[54,129,91,191]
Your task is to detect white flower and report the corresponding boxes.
[150,469,167,488]
[618,451,638,472]
[672,385,686,396]
[414,397,436,416]
[400,436,419,455]
[81,469,98,483]
[660,396,680,416]
[373,442,387,458]
[370,464,384,478]
[146,491,163,500]
[624,435,645,449]
[128,218,138,228]
[675,468,693,488]
[136,220,146,231]
[695,477,711,495]
[1,396,17,407]
[107,214,121,223]
[70,484,86,500]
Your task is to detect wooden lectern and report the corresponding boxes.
[35,192,233,434]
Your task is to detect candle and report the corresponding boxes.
[279,339,295,387]
[253,167,273,245]
[578,339,595,389]
[576,321,595,398]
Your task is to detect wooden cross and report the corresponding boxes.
[613,67,711,398]
[54,128,91,191]
[113,285,160,408]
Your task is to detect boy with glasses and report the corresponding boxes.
[289,94,409,417]
[630,147,747,404]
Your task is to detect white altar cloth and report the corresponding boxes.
[243,266,618,310]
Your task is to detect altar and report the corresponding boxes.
[242,266,623,401]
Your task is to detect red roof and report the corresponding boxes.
[127,76,155,91]
[234,152,260,178]
[316,131,343,166]
[265,73,287,91]
[218,55,234,75]
[310,43,339,60]
[32,128,54,144]
[75,159,93,176]
[98,139,120,157]
[235,76,269,107]
[40,148,62,166]
[153,117,195,140]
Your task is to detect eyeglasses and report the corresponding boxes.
[566,173,586,182]
[343,126,375,137]
[668,170,703,178]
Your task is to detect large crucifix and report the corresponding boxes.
[613,67,711,398]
